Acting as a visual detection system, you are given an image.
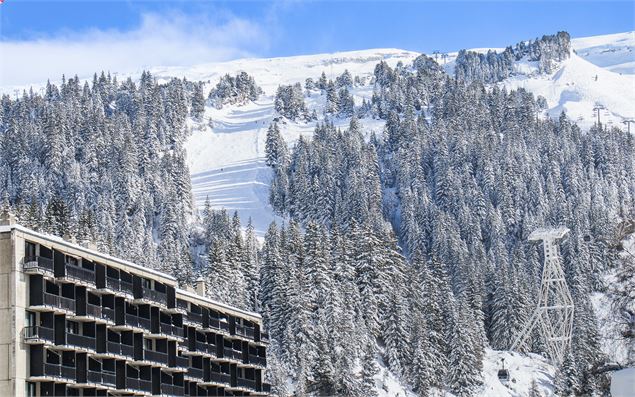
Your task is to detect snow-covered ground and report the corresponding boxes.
[572,31,635,75]
[179,32,635,236]
[183,49,406,234]
[611,367,635,397]
[1,31,632,395]
[372,349,556,397]
[501,51,635,130]
[475,350,556,397]
[178,32,633,394]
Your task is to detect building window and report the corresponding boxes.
[144,338,153,351]
[66,256,79,267]
[25,311,35,328]
[46,350,60,364]
[142,278,151,289]
[66,320,79,335]
[25,242,37,258]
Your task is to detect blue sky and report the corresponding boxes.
[1,1,633,86]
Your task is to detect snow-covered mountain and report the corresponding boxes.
[175,33,633,396]
[179,49,416,235]
[1,30,631,397]
[173,32,635,237]
[573,31,635,74]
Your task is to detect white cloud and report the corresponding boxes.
[0,11,268,89]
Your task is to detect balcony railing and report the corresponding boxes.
[196,341,217,357]
[187,367,203,380]
[23,326,54,343]
[249,354,267,367]
[176,300,188,311]
[85,303,102,318]
[235,324,255,339]
[174,355,188,369]
[102,371,116,386]
[127,377,152,393]
[23,256,54,272]
[161,383,184,396]
[208,317,230,333]
[87,370,116,386]
[42,293,75,313]
[107,341,134,358]
[102,307,115,322]
[43,363,75,381]
[105,277,134,295]
[144,349,168,365]
[237,378,257,391]
[185,311,203,325]
[66,333,95,350]
[223,347,242,361]
[65,264,95,284]
[141,286,166,305]
[209,372,231,385]
[124,313,151,330]
[160,322,184,338]
[87,369,101,384]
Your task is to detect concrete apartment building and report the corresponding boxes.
[0,214,270,396]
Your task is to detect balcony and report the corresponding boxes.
[209,371,231,386]
[161,383,184,396]
[262,383,271,393]
[104,277,134,296]
[86,369,116,387]
[141,286,167,305]
[43,363,76,382]
[127,377,152,393]
[107,341,134,358]
[249,354,267,368]
[237,378,257,391]
[84,303,115,323]
[160,322,184,338]
[23,256,54,273]
[260,331,270,343]
[102,371,116,387]
[207,317,230,334]
[185,311,203,326]
[102,307,116,322]
[223,347,242,362]
[186,367,203,380]
[144,349,168,366]
[174,355,189,369]
[235,324,255,339]
[23,326,54,344]
[86,369,101,384]
[122,313,152,331]
[65,264,95,284]
[41,292,75,313]
[195,341,217,357]
[66,333,96,351]
[176,300,188,312]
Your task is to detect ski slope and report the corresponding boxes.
[182,49,411,235]
[572,31,635,75]
[501,51,635,130]
[180,32,634,236]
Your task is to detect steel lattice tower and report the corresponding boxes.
[511,227,574,365]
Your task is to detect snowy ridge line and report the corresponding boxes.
[0,223,262,320]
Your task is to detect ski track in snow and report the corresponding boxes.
[180,32,635,239]
[2,32,632,396]
[183,50,400,235]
